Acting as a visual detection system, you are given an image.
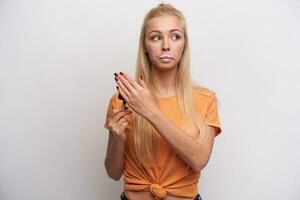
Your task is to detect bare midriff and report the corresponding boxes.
[125,191,194,200]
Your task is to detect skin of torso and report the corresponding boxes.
[125,191,194,200]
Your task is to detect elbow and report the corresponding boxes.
[108,173,122,181]
[104,160,123,181]
[105,167,122,181]
[191,158,208,172]
[192,163,206,172]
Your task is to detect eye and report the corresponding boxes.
[171,34,181,40]
[150,35,161,41]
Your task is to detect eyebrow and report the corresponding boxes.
[147,29,182,35]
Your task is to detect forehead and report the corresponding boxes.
[146,15,183,34]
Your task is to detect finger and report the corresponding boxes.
[109,107,127,124]
[116,74,136,97]
[111,116,126,131]
[117,81,130,103]
[119,72,141,90]
[111,110,131,124]
[112,115,129,135]
[110,108,129,120]
[115,118,128,131]
[109,111,131,133]
[120,121,128,131]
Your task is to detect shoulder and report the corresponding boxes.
[192,86,216,98]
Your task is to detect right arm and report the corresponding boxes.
[104,131,126,180]
[104,107,130,180]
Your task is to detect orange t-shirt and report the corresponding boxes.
[104,86,222,199]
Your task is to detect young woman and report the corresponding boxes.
[104,3,222,200]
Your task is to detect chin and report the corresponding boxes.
[155,64,177,72]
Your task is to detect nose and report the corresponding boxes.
[162,38,170,51]
[162,46,170,51]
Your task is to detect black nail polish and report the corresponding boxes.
[114,77,118,81]
[120,72,123,75]
[114,72,118,76]
[116,86,119,89]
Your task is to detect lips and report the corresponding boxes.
[159,54,173,59]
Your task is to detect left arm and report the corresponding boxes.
[148,110,216,172]
[115,72,216,172]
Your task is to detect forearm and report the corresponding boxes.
[147,111,211,172]
[104,137,125,180]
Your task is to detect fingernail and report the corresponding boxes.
[116,86,119,89]
[114,77,118,81]
[125,106,128,109]
[140,75,143,80]
[120,72,123,75]
[114,72,118,76]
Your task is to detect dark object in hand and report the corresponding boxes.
[118,94,126,105]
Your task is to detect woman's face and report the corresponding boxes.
[144,15,185,71]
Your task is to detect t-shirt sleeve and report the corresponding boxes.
[104,93,118,130]
[203,92,222,137]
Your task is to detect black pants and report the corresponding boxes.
[120,192,203,200]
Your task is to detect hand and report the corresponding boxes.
[114,72,159,119]
[107,107,131,141]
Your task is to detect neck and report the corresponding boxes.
[151,67,177,98]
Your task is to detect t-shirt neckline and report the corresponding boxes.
[157,95,177,100]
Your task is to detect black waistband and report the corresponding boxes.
[120,192,202,200]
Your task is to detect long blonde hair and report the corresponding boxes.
[133,3,207,167]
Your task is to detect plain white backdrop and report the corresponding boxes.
[0,0,299,200]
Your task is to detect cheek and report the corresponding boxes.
[147,48,158,60]
[174,45,184,58]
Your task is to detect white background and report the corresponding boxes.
[0,0,299,200]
